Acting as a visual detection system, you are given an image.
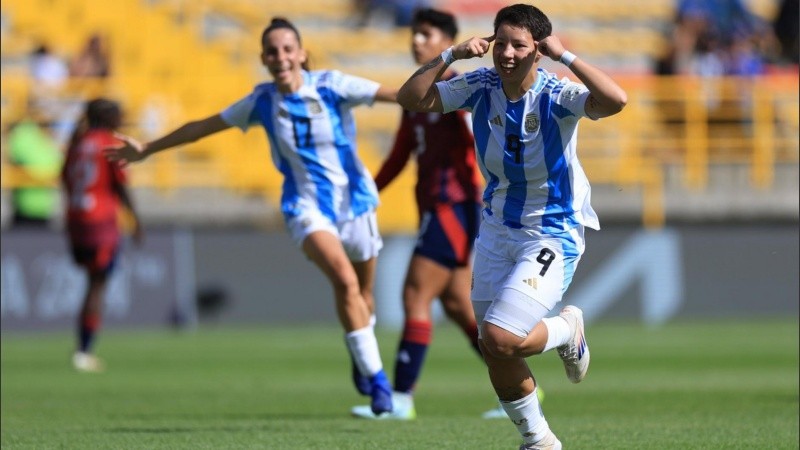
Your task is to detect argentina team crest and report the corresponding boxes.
[306,100,323,114]
[524,113,540,133]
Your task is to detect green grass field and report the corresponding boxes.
[2,320,798,449]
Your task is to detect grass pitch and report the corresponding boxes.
[2,320,798,449]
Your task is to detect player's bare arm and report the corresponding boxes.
[104,114,231,165]
[537,35,627,119]
[398,35,495,113]
[374,85,399,103]
[113,180,143,245]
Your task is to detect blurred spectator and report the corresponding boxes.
[7,116,63,228]
[773,0,799,65]
[69,34,111,78]
[29,44,68,88]
[351,0,432,28]
[677,0,761,44]
[689,33,726,77]
[728,34,766,75]
[656,0,773,76]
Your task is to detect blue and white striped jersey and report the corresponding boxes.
[221,70,381,223]
[436,67,600,233]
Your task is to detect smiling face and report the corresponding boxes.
[260,28,307,93]
[492,23,539,90]
[411,22,453,65]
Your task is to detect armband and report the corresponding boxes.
[441,47,456,66]
[560,51,577,67]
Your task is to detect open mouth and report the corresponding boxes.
[272,67,291,78]
[498,61,517,74]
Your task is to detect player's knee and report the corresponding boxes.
[331,272,361,298]
[481,323,524,359]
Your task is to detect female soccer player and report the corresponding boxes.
[396,4,627,448]
[105,17,395,415]
[351,7,509,420]
[63,98,142,372]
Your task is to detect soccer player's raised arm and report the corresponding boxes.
[104,114,231,166]
[398,35,495,113]
[537,35,627,119]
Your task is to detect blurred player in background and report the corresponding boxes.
[397,4,627,448]
[62,98,142,373]
[105,17,397,415]
[350,7,510,421]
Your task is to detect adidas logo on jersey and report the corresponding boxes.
[490,115,503,126]
[523,278,538,289]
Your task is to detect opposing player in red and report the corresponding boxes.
[351,8,506,419]
[62,98,142,372]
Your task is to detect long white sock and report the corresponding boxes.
[501,388,550,445]
[541,316,571,353]
[345,325,383,377]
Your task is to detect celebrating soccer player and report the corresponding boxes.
[350,7,511,421]
[104,17,397,415]
[396,4,627,448]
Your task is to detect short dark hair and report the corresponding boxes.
[412,8,458,40]
[494,4,551,41]
[261,17,302,49]
[86,98,121,129]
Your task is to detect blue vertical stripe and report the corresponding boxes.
[256,92,299,217]
[538,95,572,233]
[284,94,337,222]
[559,230,580,294]
[318,87,374,217]
[470,92,497,210]
[502,100,527,229]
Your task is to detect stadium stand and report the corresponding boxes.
[1,0,797,231]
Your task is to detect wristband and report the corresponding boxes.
[560,51,577,67]
[440,47,455,66]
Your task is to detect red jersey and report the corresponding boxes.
[375,104,482,217]
[62,129,126,246]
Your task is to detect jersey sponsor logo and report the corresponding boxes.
[524,113,539,133]
[523,278,538,289]
[490,115,503,126]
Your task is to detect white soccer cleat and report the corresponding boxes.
[519,430,562,450]
[350,391,416,420]
[556,305,590,383]
[481,402,509,419]
[72,352,105,373]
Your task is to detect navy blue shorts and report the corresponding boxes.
[414,201,481,269]
[70,241,119,277]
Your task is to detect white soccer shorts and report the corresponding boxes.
[286,208,383,263]
[471,211,585,338]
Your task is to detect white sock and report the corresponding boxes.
[501,388,550,444]
[392,391,414,410]
[541,316,571,352]
[345,325,383,377]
